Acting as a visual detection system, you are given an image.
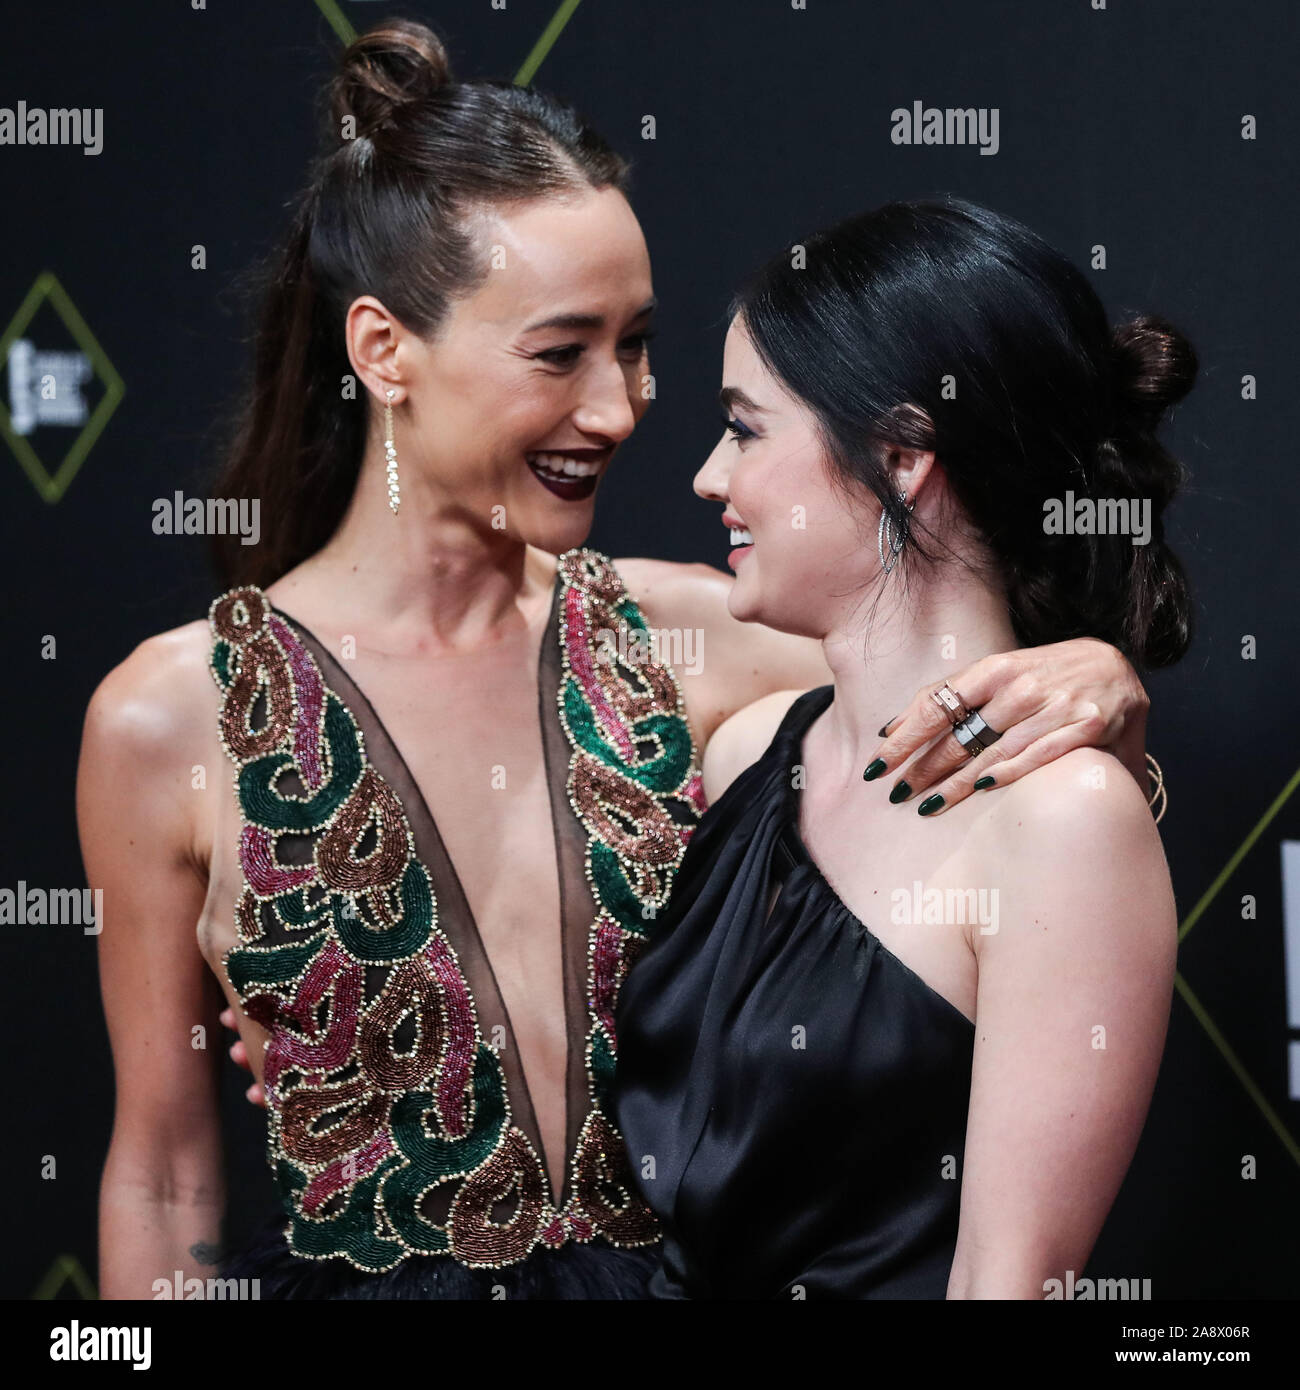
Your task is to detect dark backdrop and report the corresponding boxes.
[1,0,1296,1299]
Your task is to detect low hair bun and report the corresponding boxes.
[330,18,453,137]
[1109,313,1198,433]
[1094,313,1198,668]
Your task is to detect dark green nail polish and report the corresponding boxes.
[877,725,889,739]
[863,758,887,782]
[888,780,911,804]
[974,775,996,790]
[918,794,944,816]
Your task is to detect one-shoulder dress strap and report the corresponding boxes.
[770,685,835,756]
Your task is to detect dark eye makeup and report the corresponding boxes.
[722,412,756,441]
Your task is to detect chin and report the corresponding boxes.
[514,505,596,557]
[729,568,823,638]
[725,570,768,626]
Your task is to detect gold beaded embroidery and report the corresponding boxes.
[207,548,705,1271]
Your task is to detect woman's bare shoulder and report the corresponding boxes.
[957,745,1172,953]
[81,618,218,767]
[978,745,1155,838]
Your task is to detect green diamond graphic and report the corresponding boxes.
[0,271,125,504]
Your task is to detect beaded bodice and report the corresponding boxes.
[207,549,707,1272]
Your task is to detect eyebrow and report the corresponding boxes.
[719,386,769,415]
[521,296,657,333]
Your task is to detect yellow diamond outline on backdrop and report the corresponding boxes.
[32,1252,97,1300]
[309,0,585,85]
[0,271,125,504]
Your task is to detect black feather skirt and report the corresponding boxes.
[218,1208,659,1300]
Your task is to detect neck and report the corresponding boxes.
[816,561,1022,783]
[272,443,560,649]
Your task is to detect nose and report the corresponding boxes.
[693,433,733,502]
[572,356,639,443]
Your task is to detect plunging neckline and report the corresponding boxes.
[265,565,574,1208]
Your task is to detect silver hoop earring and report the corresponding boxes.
[877,490,911,575]
[384,388,400,515]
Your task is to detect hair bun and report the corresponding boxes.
[1109,313,1198,432]
[330,18,453,136]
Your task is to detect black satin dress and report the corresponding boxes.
[613,685,977,1299]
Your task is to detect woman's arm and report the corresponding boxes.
[78,631,227,1299]
[699,688,808,803]
[945,747,1176,1298]
[610,557,830,747]
[614,558,1151,809]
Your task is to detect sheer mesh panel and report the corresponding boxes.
[261,571,595,1219]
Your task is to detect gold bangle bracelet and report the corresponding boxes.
[1146,752,1166,824]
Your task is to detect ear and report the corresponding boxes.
[887,444,939,505]
[879,403,938,504]
[345,295,408,406]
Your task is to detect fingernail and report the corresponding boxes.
[863,758,887,781]
[888,780,912,804]
[877,722,892,738]
[974,776,996,790]
[918,794,945,816]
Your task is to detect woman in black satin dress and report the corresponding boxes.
[614,198,1192,1300]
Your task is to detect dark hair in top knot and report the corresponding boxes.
[1109,314,1199,437]
[732,196,1199,670]
[212,18,629,588]
[329,18,454,139]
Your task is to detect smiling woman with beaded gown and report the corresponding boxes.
[77,21,1154,1300]
[197,550,699,1295]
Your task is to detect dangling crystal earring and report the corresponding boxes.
[384,388,400,515]
[877,489,911,575]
